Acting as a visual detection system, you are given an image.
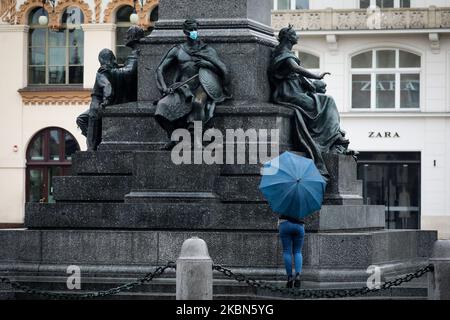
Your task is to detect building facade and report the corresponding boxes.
[0,0,158,227]
[273,0,450,238]
[0,0,449,239]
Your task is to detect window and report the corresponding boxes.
[26,128,80,203]
[28,7,84,85]
[360,0,410,8]
[351,49,420,110]
[295,0,309,9]
[360,0,371,8]
[296,51,320,72]
[274,0,309,10]
[115,5,133,65]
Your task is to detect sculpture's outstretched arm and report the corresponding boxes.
[156,47,178,93]
[286,58,330,80]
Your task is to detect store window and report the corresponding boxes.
[357,152,420,229]
[360,0,410,8]
[351,49,421,110]
[28,7,84,85]
[26,128,80,203]
[274,0,309,10]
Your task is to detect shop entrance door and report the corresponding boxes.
[357,152,421,229]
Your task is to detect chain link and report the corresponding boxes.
[212,264,434,299]
[0,261,176,300]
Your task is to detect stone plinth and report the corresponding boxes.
[158,0,272,26]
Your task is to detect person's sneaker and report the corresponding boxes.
[294,273,301,288]
[286,276,294,288]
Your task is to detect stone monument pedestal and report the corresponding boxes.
[0,0,437,299]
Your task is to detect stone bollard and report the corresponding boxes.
[428,240,450,300]
[176,237,213,300]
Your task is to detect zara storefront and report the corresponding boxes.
[340,43,450,239]
[279,30,450,239]
[271,2,450,240]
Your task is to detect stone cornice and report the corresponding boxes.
[272,7,450,32]
[19,86,91,105]
[0,24,29,32]
[81,23,116,31]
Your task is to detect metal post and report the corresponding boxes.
[176,237,213,300]
[428,240,450,300]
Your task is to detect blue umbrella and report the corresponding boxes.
[259,152,326,220]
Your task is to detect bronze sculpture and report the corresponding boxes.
[76,49,116,151]
[268,25,356,179]
[112,25,144,104]
[76,26,145,151]
[155,19,231,150]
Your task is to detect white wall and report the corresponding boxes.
[0,25,28,223]
[0,23,89,224]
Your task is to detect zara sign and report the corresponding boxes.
[369,132,400,138]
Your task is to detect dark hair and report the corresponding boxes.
[125,25,145,45]
[278,24,296,42]
[183,19,198,31]
[98,48,115,65]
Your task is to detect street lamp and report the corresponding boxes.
[130,0,145,24]
[38,0,56,26]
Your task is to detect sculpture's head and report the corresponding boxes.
[98,49,116,68]
[278,24,299,45]
[125,25,145,48]
[183,19,199,41]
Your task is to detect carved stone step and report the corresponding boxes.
[53,176,132,202]
[72,151,134,176]
[0,229,436,269]
[26,201,383,232]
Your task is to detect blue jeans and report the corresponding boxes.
[279,221,305,277]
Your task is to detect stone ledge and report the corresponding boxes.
[0,229,437,269]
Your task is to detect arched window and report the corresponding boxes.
[26,128,80,203]
[351,49,421,110]
[28,6,84,85]
[296,51,320,72]
[115,5,133,65]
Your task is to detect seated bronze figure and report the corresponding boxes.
[268,25,356,179]
[155,19,231,150]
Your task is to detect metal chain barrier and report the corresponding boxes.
[212,264,434,299]
[0,261,176,300]
[0,262,434,299]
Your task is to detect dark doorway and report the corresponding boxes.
[357,152,421,229]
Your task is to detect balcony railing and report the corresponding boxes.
[271,6,450,31]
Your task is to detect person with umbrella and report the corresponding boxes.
[259,152,326,288]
